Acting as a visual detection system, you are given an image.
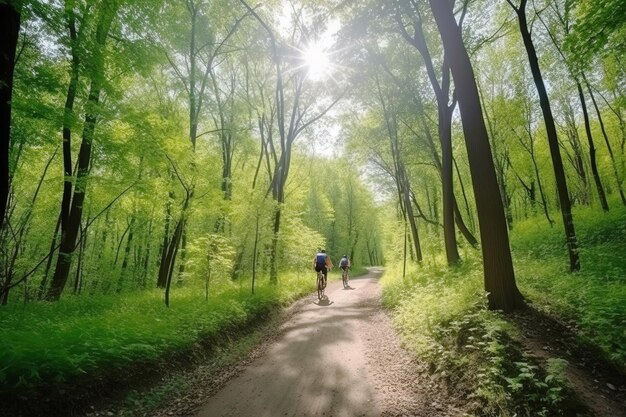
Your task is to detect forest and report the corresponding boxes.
[0,0,624,416]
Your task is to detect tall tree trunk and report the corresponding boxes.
[0,0,21,230]
[60,4,81,242]
[430,0,523,311]
[584,77,626,206]
[398,14,460,265]
[577,82,608,211]
[45,2,119,301]
[509,0,580,271]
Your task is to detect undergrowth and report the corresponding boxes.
[381,262,576,416]
[511,203,626,367]
[381,202,626,415]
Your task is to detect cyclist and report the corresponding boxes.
[339,255,351,269]
[313,249,333,288]
[339,255,350,287]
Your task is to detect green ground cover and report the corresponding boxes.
[0,273,315,395]
[381,202,626,416]
[512,205,626,366]
[0,265,365,401]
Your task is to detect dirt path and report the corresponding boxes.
[194,269,465,417]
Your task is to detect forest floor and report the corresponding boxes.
[57,269,624,416]
[510,307,626,417]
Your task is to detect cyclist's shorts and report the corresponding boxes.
[340,266,349,271]
[315,264,327,274]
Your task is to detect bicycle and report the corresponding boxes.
[316,269,326,300]
[341,267,349,288]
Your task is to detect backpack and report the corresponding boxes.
[340,258,348,267]
[315,253,326,266]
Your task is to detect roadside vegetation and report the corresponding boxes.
[381,201,626,416]
[0,266,365,415]
[0,275,304,401]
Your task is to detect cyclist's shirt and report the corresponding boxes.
[339,257,350,269]
[313,252,333,270]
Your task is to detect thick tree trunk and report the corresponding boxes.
[0,1,21,230]
[429,0,523,311]
[511,0,579,271]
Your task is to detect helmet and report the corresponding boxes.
[342,255,347,258]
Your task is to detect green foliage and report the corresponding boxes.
[381,260,579,416]
[511,200,626,365]
[0,273,312,395]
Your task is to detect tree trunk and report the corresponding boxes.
[251,210,260,294]
[584,77,626,206]
[577,82,608,211]
[440,97,460,263]
[164,218,183,307]
[0,1,21,231]
[45,2,119,301]
[177,229,187,283]
[401,169,422,262]
[511,0,579,271]
[400,15,459,265]
[38,213,62,299]
[73,222,87,295]
[269,205,281,284]
[157,191,173,288]
[117,216,135,293]
[60,5,81,241]
[429,0,523,311]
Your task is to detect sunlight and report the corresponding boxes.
[302,42,332,81]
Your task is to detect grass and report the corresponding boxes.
[511,204,626,366]
[381,201,626,416]
[0,273,314,397]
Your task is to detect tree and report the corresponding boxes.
[46,0,122,301]
[395,0,461,264]
[506,0,580,271]
[0,0,22,231]
[240,0,343,283]
[429,0,523,311]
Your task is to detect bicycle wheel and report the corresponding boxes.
[342,269,348,288]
